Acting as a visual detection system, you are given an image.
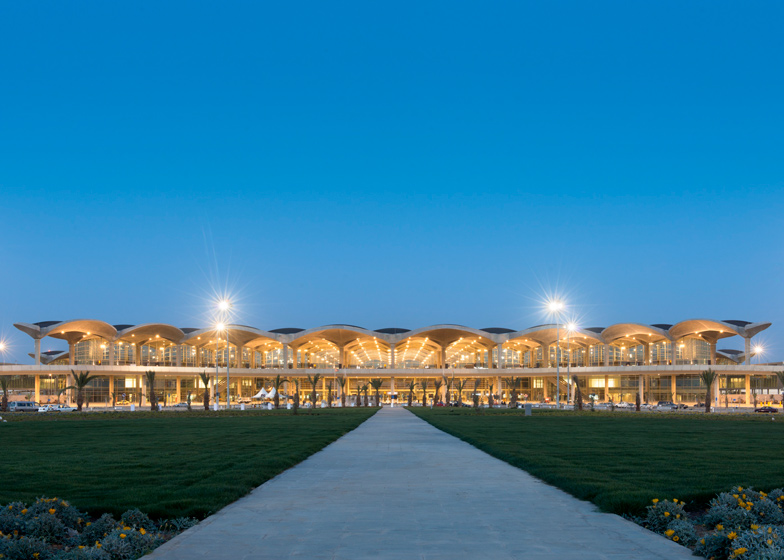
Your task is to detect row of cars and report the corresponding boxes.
[6,401,76,413]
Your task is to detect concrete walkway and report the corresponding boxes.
[149,407,692,559]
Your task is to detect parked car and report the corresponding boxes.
[115,400,131,406]
[675,404,689,410]
[9,401,40,412]
[755,406,779,413]
[656,401,677,410]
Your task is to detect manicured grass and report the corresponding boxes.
[409,407,784,515]
[0,408,377,518]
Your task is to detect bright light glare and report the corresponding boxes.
[0,342,6,352]
[216,323,226,332]
[218,300,231,312]
[547,300,564,313]
[753,344,764,354]
[566,322,578,332]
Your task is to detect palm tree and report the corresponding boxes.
[0,377,8,412]
[487,383,494,408]
[699,368,719,413]
[338,376,347,407]
[326,381,334,407]
[292,378,300,414]
[186,391,192,411]
[420,379,430,407]
[272,375,285,409]
[573,375,583,411]
[775,372,784,403]
[361,383,370,407]
[306,373,322,409]
[405,380,418,407]
[433,379,443,405]
[472,379,481,409]
[442,375,453,406]
[145,370,158,411]
[370,379,383,407]
[455,379,468,405]
[63,370,98,412]
[504,377,521,407]
[199,371,211,411]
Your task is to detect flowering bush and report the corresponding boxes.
[645,498,688,533]
[0,497,196,560]
[662,518,697,547]
[695,524,784,559]
[704,487,784,530]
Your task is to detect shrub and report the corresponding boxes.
[119,509,156,533]
[662,518,697,547]
[99,527,162,560]
[23,512,71,544]
[57,546,111,560]
[644,498,688,533]
[0,535,54,560]
[730,524,784,560]
[0,502,26,534]
[28,497,84,530]
[79,513,120,546]
[159,517,198,532]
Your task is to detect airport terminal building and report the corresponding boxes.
[1,318,780,407]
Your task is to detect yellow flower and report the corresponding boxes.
[768,539,774,546]
[732,548,747,557]
[673,536,680,542]
[676,514,681,519]
[78,546,85,549]
[664,512,670,517]
[33,554,40,559]
[716,525,724,531]
[739,487,743,491]
[652,499,659,504]
[123,526,131,531]
[140,528,146,535]
[733,494,739,498]
[728,532,738,540]
[752,525,760,530]
[48,508,56,515]
[86,522,91,526]
[700,538,706,545]
[665,530,675,537]
[96,543,102,548]
[768,527,773,534]
[21,509,27,515]
[120,533,126,539]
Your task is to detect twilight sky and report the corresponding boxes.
[1,1,783,363]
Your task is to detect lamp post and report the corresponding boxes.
[753,344,764,365]
[566,323,577,403]
[217,299,232,409]
[548,300,564,407]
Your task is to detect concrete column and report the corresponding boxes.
[495,376,501,400]
[671,340,678,365]
[543,345,550,368]
[176,345,182,367]
[543,377,549,400]
[176,376,182,403]
[643,344,651,365]
[709,342,717,365]
[712,374,720,407]
[390,343,396,369]
[138,375,145,407]
[35,339,41,365]
[108,342,115,366]
[34,374,40,404]
[136,344,143,366]
[322,377,327,402]
[745,337,751,365]
[108,376,114,406]
[237,345,244,369]
[282,344,290,369]
[745,374,751,405]
[390,376,395,402]
[671,374,677,402]
[497,343,504,369]
[69,342,76,366]
[441,347,447,369]
[604,344,610,367]
[638,374,644,403]
[583,346,590,367]
[605,374,610,401]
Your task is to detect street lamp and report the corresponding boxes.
[547,300,564,407]
[216,299,233,409]
[753,344,764,365]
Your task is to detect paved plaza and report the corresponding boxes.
[149,407,693,559]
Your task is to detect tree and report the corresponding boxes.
[504,377,521,407]
[699,368,719,413]
[455,379,468,405]
[145,370,158,411]
[472,379,481,409]
[199,371,211,411]
[111,391,116,408]
[186,391,192,411]
[361,383,370,407]
[370,379,383,407]
[306,373,322,409]
[442,375,453,406]
[272,375,285,409]
[487,383,494,408]
[635,391,641,412]
[0,377,8,412]
[292,378,300,414]
[433,379,443,405]
[326,381,334,408]
[405,380,418,407]
[338,376,347,407]
[420,379,429,407]
[573,375,583,411]
[63,370,98,412]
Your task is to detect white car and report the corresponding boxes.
[38,404,76,413]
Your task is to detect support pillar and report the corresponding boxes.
[390,376,395,403]
[108,342,115,366]
[390,343,396,369]
[543,377,549,401]
[138,375,145,407]
[745,374,751,405]
[712,374,720,408]
[282,344,290,369]
[176,376,182,404]
[35,339,41,365]
[604,344,610,367]
[495,375,501,401]
[108,376,114,406]
[605,374,610,401]
[69,342,76,366]
[745,337,751,365]
[497,343,504,369]
[34,374,40,404]
[643,344,651,365]
[671,374,677,403]
[709,342,717,365]
[543,345,550,368]
[638,374,643,404]
[441,347,447,369]
[583,346,590,367]
[176,345,182,367]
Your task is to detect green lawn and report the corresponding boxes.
[0,408,376,518]
[409,407,784,515]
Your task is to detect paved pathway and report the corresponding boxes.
[149,407,692,559]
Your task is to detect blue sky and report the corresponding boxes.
[1,1,783,362]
